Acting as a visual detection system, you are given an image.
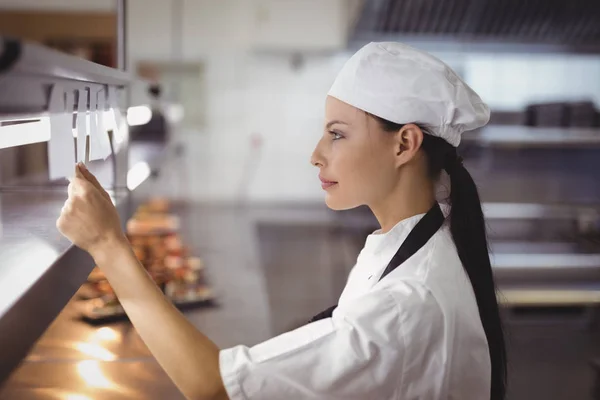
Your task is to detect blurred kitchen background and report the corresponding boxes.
[0,0,599,399]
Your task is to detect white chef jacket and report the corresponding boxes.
[220,207,491,399]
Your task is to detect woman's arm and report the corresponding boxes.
[57,164,228,400]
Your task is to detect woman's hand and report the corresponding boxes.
[57,163,126,260]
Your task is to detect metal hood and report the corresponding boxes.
[351,0,600,53]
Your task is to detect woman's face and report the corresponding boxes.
[311,96,400,210]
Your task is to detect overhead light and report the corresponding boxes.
[127,105,152,126]
[127,161,151,190]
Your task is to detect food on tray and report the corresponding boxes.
[164,234,183,252]
[164,255,184,270]
[82,198,214,323]
[146,197,170,213]
[82,285,214,323]
[126,215,180,235]
[186,257,204,271]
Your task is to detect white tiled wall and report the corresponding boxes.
[173,52,350,202]
[124,0,600,202]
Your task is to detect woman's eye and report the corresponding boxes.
[329,131,344,140]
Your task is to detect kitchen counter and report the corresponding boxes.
[0,187,132,384]
[0,141,171,384]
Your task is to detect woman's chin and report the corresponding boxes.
[324,194,356,211]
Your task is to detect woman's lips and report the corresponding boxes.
[319,176,338,190]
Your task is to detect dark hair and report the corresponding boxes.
[373,116,507,400]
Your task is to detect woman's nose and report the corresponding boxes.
[311,141,325,168]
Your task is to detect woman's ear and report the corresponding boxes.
[394,124,424,166]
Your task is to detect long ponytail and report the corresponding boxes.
[373,116,507,400]
[432,137,507,400]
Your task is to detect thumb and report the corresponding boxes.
[76,163,112,204]
[75,163,85,179]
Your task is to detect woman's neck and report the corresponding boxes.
[370,171,436,234]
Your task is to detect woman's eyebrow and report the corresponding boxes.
[325,120,349,129]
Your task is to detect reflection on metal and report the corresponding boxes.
[0,190,133,385]
[65,394,94,400]
[74,343,117,362]
[499,289,600,306]
[483,202,600,220]
[492,253,600,269]
[93,327,120,342]
[0,237,60,317]
[76,361,113,389]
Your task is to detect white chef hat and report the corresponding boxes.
[328,42,490,147]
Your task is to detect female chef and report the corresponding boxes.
[58,42,507,400]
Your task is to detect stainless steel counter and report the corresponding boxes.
[0,286,184,400]
[0,187,133,384]
[0,140,171,383]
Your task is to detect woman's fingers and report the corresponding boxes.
[77,163,98,188]
[75,163,85,179]
[76,163,112,203]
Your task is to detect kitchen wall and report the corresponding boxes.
[126,0,359,202]
[123,0,600,202]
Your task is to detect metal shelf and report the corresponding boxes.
[0,36,130,117]
[0,188,134,384]
[461,125,600,149]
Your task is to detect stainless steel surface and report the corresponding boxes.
[483,202,600,220]
[0,141,171,383]
[18,288,152,363]
[353,0,600,53]
[500,288,600,306]
[462,148,600,205]
[1,359,183,400]
[462,126,600,149]
[0,188,133,384]
[117,0,127,73]
[7,37,129,85]
[0,37,130,117]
